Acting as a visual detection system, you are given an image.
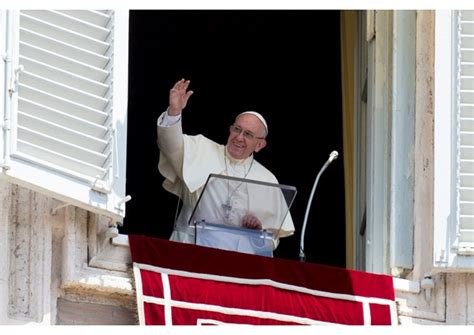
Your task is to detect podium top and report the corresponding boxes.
[188,173,297,239]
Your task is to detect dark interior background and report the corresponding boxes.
[121,10,346,268]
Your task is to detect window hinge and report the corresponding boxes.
[0,163,11,171]
[8,65,24,97]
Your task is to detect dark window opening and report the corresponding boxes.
[122,10,345,268]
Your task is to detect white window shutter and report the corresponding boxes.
[458,10,474,256]
[434,10,474,270]
[1,10,129,222]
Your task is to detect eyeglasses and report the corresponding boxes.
[230,125,265,140]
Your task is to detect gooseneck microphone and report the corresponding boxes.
[299,150,339,262]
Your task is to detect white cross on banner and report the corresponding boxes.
[129,235,397,325]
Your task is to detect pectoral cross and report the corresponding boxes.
[222,198,232,220]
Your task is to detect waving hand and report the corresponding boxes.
[168,79,194,116]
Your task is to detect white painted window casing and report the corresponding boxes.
[434,10,474,270]
[0,10,129,222]
[390,11,416,274]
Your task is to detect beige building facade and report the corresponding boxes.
[0,10,473,325]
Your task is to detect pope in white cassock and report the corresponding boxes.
[157,79,295,252]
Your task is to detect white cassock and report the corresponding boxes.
[157,111,295,250]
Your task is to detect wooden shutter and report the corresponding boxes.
[434,10,474,270]
[1,10,129,221]
[457,10,474,255]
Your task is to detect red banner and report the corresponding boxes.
[129,235,397,325]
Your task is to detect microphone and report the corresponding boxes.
[299,150,339,262]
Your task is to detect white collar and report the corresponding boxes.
[224,147,254,166]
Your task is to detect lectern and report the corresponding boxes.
[188,173,297,257]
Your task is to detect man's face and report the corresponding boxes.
[226,114,267,160]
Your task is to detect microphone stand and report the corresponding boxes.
[299,151,339,262]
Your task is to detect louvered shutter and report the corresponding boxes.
[1,10,129,222]
[434,10,474,270]
[458,10,474,255]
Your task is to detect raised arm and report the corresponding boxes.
[169,78,194,116]
[157,79,193,180]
